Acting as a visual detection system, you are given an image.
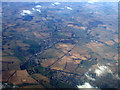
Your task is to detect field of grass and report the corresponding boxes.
[37,49,58,59]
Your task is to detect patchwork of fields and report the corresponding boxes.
[2,2,119,88]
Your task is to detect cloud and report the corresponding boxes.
[35,5,42,8]
[85,72,96,81]
[77,82,96,88]
[21,10,32,15]
[54,2,60,5]
[51,2,60,6]
[32,8,35,11]
[88,0,99,3]
[95,65,112,77]
[66,7,72,10]
[36,9,41,12]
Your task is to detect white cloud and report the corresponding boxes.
[36,9,41,12]
[115,74,120,80]
[85,72,96,81]
[51,4,55,6]
[77,82,96,88]
[35,5,42,8]
[31,5,42,13]
[54,2,60,5]
[21,10,32,15]
[95,65,112,77]
[32,8,35,11]
[51,2,60,6]
[88,0,99,3]
[35,0,40,4]
[66,7,72,10]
